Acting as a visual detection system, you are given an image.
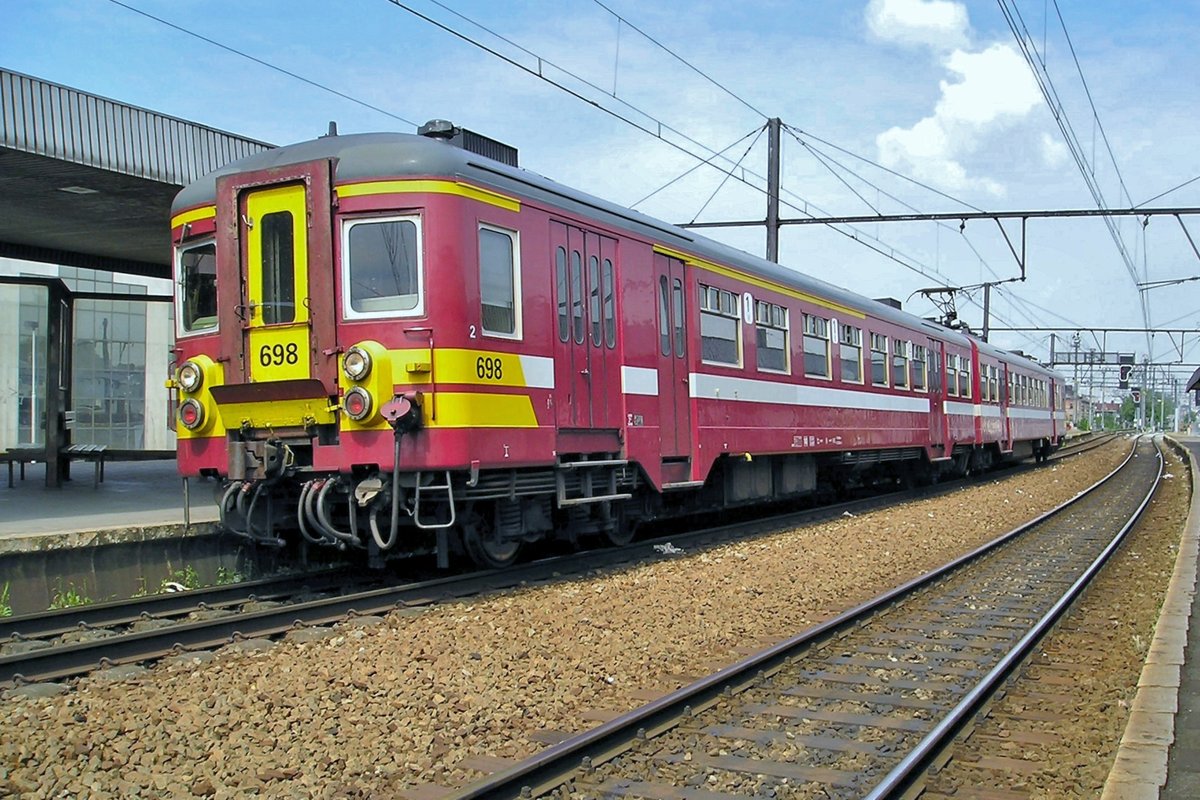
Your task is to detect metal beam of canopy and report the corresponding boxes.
[0,68,272,279]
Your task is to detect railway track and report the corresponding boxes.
[448,435,1159,799]
[0,435,1122,688]
[0,568,361,643]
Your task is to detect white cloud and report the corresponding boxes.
[866,0,970,51]
[876,43,1043,195]
[1040,132,1069,168]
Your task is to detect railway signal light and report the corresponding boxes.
[1118,354,1134,389]
[1131,387,1142,404]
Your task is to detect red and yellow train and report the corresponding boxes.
[169,122,1066,568]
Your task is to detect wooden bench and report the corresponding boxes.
[2,444,108,488]
[2,447,45,489]
[64,444,108,488]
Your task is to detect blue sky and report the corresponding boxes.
[4,0,1200,393]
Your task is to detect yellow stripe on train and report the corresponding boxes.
[335,179,521,213]
[170,205,217,229]
[365,347,552,389]
[339,390,539,432]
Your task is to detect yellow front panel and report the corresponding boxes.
[217,397,337,430]
[247,325,310,382]
[245,183,310,382]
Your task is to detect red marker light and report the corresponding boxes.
[179,399,204,429]
[344,387,372,421]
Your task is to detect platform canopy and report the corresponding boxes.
[1185,367,1200,393]
[0,68,272,279]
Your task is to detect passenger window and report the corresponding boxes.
[755,300,789,373]
[699,283,740,366]
[570,250,584,344]
[603,259,615,348]
[344,216,421,317]
[261,211,295,324]
[672,279,685,357]
[178,241,217,333]
[892,339,909,389]
[803,314,830,378]
[910,344,927,391]
[556,247,569,342]
[947,355,958,396]
[658,276,671,356]
[589,255,602,346]
[479,225,519,337]
[839,324,862,383]
[870,333,888,387]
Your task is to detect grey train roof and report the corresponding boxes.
[173,132,1055,379]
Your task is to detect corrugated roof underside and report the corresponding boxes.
[0,68,272,185]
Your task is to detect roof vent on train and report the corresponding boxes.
[418,119,519,167]
[873,297,902,310]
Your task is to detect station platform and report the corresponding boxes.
[0,458,220,543]
[1105,436,1200,798]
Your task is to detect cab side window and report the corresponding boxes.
[479,225,520,337]
[344,215,422,317]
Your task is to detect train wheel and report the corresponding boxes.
[603,524,636,547]
[602,506,636,546]
[462,511,522,569]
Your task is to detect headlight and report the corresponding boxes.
[178,360,203,392]
[344,387,373,421]
[343,346,372,381]
[179,399,205,430]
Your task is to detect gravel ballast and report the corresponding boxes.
[0,440,1156,799]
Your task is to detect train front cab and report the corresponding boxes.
[173,153,650,568]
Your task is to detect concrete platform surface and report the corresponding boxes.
[1104,435,1200,799]
[0,459,220,539]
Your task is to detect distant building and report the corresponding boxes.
[0,259,175,451]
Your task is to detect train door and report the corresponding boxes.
[218,159,337,394]
[550,222,619,430]
[1002,363,1014,451]
[928,339,946,458]
[242,184,312,383]
[653,252,691,460]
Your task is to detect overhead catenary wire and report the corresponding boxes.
[382,0,970,289]
[110,0,1089,360]
[1138,173,1200,208]
[1052,0,1133,208]
[631,127,763,208]
[106,0,420,128]
[689,126,766,224]
[782,126,1080,335]
[997,0,1151,356]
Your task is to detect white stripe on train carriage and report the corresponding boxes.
[1007,407,1054,420]
[518,355,555,389]
[689,372,931,413]
[621,365,660,396]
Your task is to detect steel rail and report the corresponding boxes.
[862,438,1162,798]
[0,568,358,641]
[446,436,1145,799]
[0,441,1112,686]
[0,481,939,685]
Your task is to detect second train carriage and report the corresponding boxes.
[169,122,1066,568]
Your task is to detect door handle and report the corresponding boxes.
[580,369,590,376]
